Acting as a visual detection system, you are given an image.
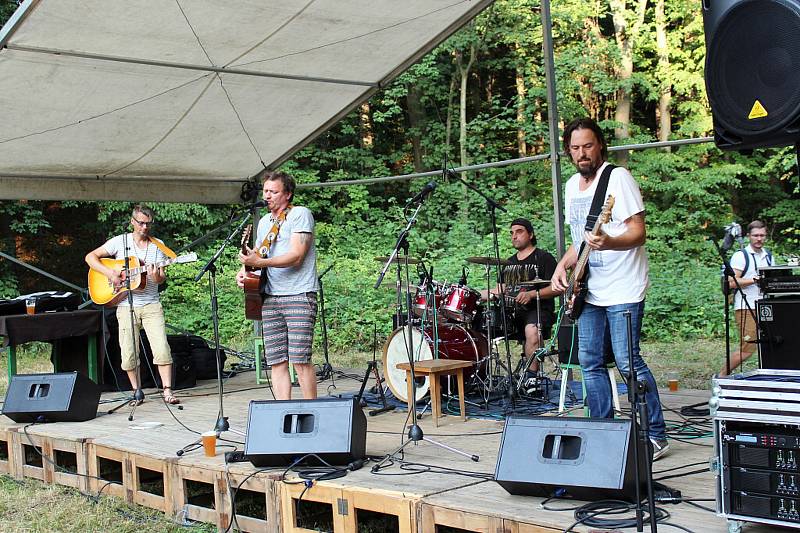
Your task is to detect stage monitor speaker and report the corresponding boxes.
[244,397,367,467]
[557,318,579,365]
[757,298,800,370]
[703,0,800,150]
[2,372,100,423]
[495,416,646,501]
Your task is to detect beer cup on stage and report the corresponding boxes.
[201,431,217,457]
[25,297,36,315]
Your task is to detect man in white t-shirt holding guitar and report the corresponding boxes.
[552,117,669,461]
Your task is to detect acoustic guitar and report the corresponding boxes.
[240,225,264,320]
[565,195,615,320]
[88,252,197,305]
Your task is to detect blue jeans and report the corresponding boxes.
[577,300,666,440]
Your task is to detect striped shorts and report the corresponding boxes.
[261,292,318,365]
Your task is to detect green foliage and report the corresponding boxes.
[2,0,799,348]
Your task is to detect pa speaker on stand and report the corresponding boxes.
[703,0,800,151]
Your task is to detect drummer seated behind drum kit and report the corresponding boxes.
[380,218,560,404]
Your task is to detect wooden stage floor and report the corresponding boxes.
[0,370,776,532]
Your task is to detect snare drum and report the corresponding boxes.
[442,285,481,322]
[382,323,487,403]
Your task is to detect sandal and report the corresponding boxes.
[162,388,181,405]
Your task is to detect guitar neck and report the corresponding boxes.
[567,214,607,294]
[126,257,177,276]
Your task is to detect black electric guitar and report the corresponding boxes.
[565,195,615,319]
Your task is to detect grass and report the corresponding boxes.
[0,475,214,533]
[0,334,747,531]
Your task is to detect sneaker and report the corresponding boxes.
[650,437,670,461]
[523,372,544,397]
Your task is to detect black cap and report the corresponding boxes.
[510,218,534,234]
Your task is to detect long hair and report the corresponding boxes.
[562,117,608,159]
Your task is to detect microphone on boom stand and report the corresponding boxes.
[407,181,437,204]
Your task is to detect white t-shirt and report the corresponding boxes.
[564,162,649,306]
[730,245,772,310]
[103,234,168,307]
[255,206,319,296]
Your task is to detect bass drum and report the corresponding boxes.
[382,323,487,403]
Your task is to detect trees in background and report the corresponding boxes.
[2,1,798,349]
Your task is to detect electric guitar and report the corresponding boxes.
[88,252,198,305]
[240,225,264,320]
[565,195,615,320]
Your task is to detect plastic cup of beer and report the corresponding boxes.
[25,297,36,315]
[667,371,679,392]
[201,431,217,457]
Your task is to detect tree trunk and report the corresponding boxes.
[406,84,425,172]
[515,49,528,158]
[655,0,672,147]
[609,0,647,165]
[445,73,457,161]
[359,102,373,149]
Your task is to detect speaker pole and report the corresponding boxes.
[624,310,657,532]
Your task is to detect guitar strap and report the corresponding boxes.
[583,164,617,232]
[257,205,293,258]
[147,237,177,259]
[256,205,293,295]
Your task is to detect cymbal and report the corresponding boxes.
[466,256,512,266]
[518,278,551,288]
[374,255,422,265]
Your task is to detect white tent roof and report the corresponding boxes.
[0,0,492,203]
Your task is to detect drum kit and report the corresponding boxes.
[377,255,552,404]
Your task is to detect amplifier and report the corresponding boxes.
[717,420,800,525]
[757,299,800,371]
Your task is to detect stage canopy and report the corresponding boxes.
[0,0,492,204]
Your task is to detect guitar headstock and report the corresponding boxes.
[240,224,252,253]
[599,195,615,225]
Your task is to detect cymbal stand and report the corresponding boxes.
[355,322,394,416]
[451,171,516,411]
[373,182,478,472]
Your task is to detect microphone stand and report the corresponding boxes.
[710,238,754,375]
[193,212,251,436]
[372,188,478,472]
[624,310,657,533]
[451,171,516,411]
[108,232,146,419]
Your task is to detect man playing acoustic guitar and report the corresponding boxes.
[237,171,319,400]
[85,204,180,404]
[551,118,668,460]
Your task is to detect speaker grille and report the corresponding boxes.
[707,0,800,136]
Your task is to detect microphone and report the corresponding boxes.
[722,222,741,252]
[408,181,436,203]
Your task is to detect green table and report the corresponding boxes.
[0,310,101,382]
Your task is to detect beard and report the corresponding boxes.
[576,158,601,177]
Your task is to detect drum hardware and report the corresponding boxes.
[372,177,478,473]
[374,255,422,265]
[518,278,551,289]
[466,256,512,266]
[355,322,394,416]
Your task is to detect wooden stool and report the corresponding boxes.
[396,359,473,427]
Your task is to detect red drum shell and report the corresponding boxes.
[442,285,481,322]
[382,323,487,403]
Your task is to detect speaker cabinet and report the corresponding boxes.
[495,416,647,501]
[703,0,800,150]
[244,398,367,467]
[757,298,800,370]
[2,372,100,423]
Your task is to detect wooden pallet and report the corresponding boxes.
[280,479,417,533]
